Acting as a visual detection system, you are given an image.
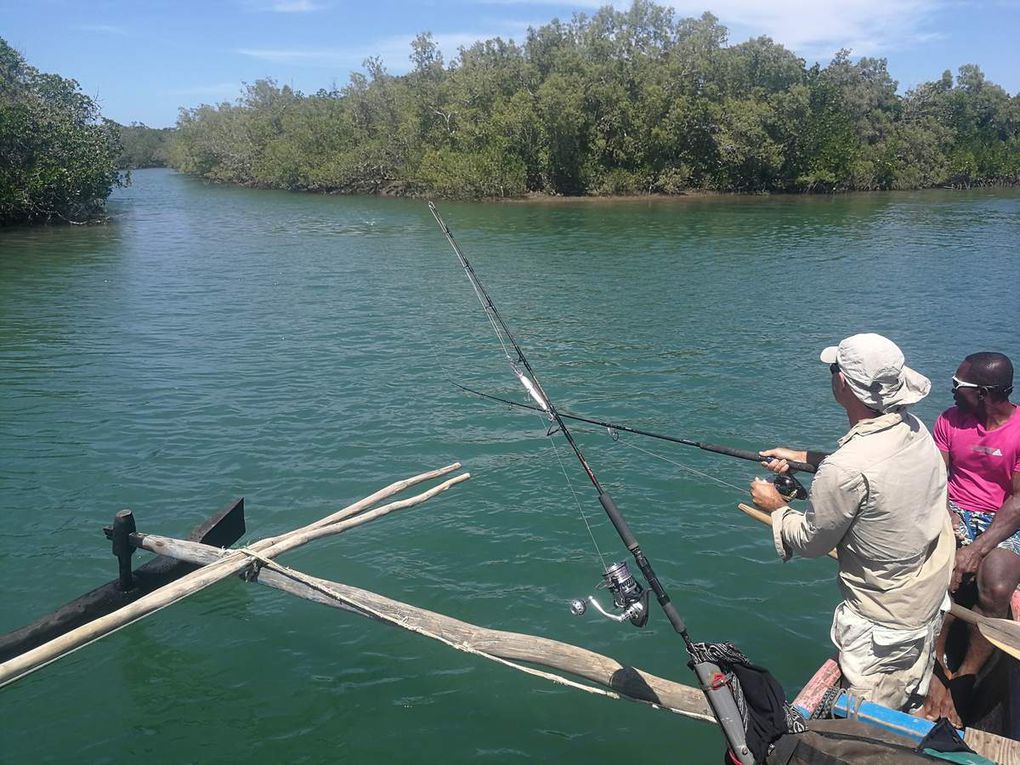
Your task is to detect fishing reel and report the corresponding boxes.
[771,472,808,501]
[569,561,650,628]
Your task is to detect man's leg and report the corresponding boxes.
[921,511,971,722]
[833,602,938,712]
[948,548,1020,720]
[919,613,959,724]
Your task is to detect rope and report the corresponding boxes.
[813,686,843,720]
[234,546,280,581]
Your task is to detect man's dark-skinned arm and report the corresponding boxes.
[951,472,1020,592]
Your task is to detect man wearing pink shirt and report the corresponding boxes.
[923,352,1020,725]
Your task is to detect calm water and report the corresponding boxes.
[1,170,1017,763]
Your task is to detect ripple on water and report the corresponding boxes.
[2,174,1018,763]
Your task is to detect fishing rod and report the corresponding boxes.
[429,203,757,765]
[452,382,813,499]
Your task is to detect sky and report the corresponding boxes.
[2,0,1018,128]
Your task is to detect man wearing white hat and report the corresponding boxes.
[750,333,955,712]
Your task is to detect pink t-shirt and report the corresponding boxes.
[933,405,1020,513]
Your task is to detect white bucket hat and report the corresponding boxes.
[820,333,931,412]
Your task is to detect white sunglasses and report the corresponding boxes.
[952,376,984,391]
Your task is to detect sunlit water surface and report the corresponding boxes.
[1,170,1017,763]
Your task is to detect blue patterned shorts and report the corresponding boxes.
[950,500,1020,556]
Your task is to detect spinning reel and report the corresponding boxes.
[771,472,808,501]
[569,561,650,627]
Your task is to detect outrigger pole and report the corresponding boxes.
[428,203,756,765]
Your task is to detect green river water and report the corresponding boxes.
[1,169,1018,763]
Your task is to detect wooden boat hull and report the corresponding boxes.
[792,590,1020,761]
[0,497,245,663]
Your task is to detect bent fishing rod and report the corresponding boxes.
[453,382,817,475]
[429,203,757,764]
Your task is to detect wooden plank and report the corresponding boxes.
[792,657,840,716]
[965,728,1020,765]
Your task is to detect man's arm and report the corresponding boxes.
[940,449,954,517]
[951,472,1020,592]
[769,463,863,561]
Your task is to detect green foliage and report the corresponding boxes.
[114,123,174,169]
[1,38,123,224]
[417,145,527,198]
[166,3,1020,199]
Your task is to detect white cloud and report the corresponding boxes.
[74,23,129,36]
[481,0,946,61]
[270,0,325,11]
[237,48,351,65]
[238,0,328,12]
[237,31,515,71]
[683,0,945,60]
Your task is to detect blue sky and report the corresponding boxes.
[2,0,1018,128]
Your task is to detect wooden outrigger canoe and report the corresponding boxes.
[2,472,1019,763]
[0,497,245,664]
[794,645,1020,763]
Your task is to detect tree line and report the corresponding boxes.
[169,2,1019,198]
[115,123,174,169]
[0,38,123,225]
[4,2,1019,224]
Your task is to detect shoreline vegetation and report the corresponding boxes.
[1,39,123,225]
[168,1,1019,201]
[3,1,1019,227]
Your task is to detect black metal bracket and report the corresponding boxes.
[107,510,137,591]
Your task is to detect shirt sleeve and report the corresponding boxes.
[932,412,951,453]
[772,462,864,560]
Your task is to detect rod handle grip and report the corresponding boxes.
[698,442,816,474]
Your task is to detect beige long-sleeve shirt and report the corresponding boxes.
[772,412,955,630]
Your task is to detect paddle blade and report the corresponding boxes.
[976,616,1020,661]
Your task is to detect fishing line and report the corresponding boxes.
[544,421,610,570]
[413,282,746,557]
[429,203,760,763]
[610,437,750,496]
[417,309,753,506]
[412,278,609,568]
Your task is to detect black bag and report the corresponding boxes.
[766,719,988,765]
[689,642,806,763]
